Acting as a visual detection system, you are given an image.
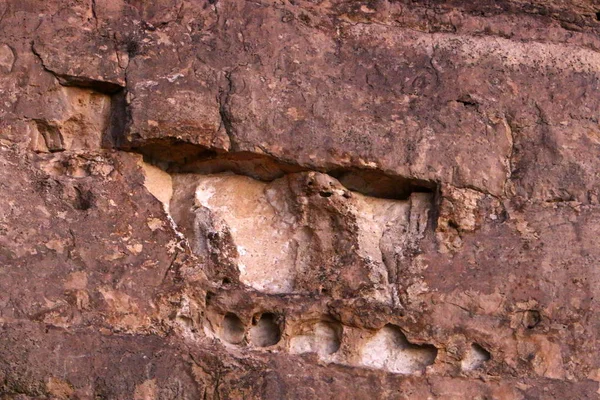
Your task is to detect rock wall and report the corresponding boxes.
[1,0,600,398]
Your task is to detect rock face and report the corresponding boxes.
[1,0,600,398]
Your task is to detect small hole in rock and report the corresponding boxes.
[523,310,541,329]
[126,39,140,57]
[319,191,333,198]
[299,13,311,24]
[176,315,194,329]
[330,169,434,200]
[221,313,245,344]
[359,324,437,374]
[456,95,478,107]
[596,11,600,21]
[74,187,94,211]
[205,291,214,304]
[461,343,490,371]
[221,277,231,285]
[248,313,281,347]
[289,320,342,356]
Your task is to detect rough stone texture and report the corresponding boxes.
[1,0,600,398]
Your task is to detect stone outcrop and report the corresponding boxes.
[1,0,600,398]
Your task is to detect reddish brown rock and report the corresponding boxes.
[1,0,600,398]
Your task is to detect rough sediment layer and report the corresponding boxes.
[1,0,600,398]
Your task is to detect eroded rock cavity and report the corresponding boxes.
[461,343,491,372]
[358,324,438,374]
[170,167,433,304]
[248,313,282,347]
[289,320,343,357]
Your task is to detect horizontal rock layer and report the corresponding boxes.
[1,0,600,398]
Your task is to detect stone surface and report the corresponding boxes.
[170,169,431,302]
[1,0,600,398]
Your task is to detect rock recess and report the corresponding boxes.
[1,0,600,398]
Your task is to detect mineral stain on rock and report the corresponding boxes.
[0,43,15,74]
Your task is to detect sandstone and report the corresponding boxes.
[0,0,599,398]
[0,44,15,74]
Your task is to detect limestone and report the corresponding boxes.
[289,321,342,357]
[138,158,173,211]
[358,325,437,375]
[170,170,432,303]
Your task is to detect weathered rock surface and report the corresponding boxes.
[1,0,600,398]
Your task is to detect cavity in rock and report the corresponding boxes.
[289,321,342,357]
[248,313,281,347]
[359,324,437,374]
[461,343,491,371]
[221,313,245,344]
